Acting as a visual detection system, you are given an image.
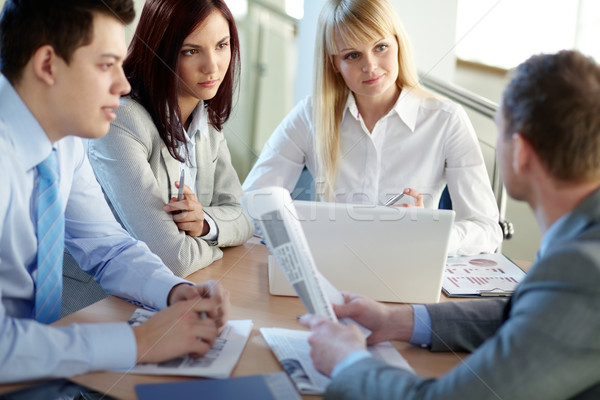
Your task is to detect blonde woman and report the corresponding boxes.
[243,0,502,256]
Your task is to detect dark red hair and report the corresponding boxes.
[124,0,240,161]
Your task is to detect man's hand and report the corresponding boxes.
[132,298,218,363]
[168,280,229,329]
[300,315,366,376]
[333,293,414,345]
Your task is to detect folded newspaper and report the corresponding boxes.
[242,187,412,393]
[242,187,369,334]
[124,308,252,378]
[260,327,413,394]
[242,187,339,321]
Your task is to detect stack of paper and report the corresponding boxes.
[124,308,253,378]
[442,253,526,297]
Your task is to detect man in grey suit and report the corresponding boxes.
[300,50,600,399]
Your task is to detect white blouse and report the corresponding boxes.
[243,90,502,255]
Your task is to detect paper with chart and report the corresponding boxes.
[260,327,413,395]
[125,308,252,378]
[442,253,526,297]
[241,187,369,336]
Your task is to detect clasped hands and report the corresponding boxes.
[132,280,229,364]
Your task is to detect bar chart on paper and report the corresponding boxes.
[442,253,526,297]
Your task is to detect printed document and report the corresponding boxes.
[443,253,526,297]
[124,309,252,378]
[260,327,413,395]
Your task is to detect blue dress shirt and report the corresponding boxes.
[0,76,188,383]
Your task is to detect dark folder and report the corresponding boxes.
[135,372,301,400]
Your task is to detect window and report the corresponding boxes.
[456,0,599,69]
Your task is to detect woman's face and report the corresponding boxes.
[177,10,231,102]
[332,32,399,105]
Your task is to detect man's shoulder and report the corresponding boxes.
[95,96,160,148]
[0,122,22,174]
[529,235,600,292]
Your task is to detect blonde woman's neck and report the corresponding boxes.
[353,85,401,133]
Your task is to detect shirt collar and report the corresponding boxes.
[183,101,208,143]
[538,187,600,259]
[0,75,53,171]
[342,88,421,133]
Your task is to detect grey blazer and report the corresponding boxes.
[327,188,600,399]
[87,97,253,277]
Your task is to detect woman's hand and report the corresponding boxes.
[163,181,209,237]
[392,187,424,208]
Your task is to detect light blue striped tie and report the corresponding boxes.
[35,151,64,324]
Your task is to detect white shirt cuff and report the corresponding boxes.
[200,211,218,242]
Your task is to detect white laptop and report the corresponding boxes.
[268,201,455,303]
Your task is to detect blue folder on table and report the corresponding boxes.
[135,372,301,400]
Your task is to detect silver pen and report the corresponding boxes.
[177,169,185,200]
[384,192,406,206]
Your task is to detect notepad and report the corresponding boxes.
[442,253,526,297]
[135,372,301,400]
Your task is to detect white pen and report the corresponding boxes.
[177,169,185,201]
[384,192,406,206]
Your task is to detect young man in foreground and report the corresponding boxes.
[0,0,229,383]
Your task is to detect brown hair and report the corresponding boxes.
[0,0,135,83]
[124,0,240,162]
[502,50,600,182]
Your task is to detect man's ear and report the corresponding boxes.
[511,132,533,174]
[31,45,58,86]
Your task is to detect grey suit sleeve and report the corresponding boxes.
[326,247,600,400]
[426,298,507,352]
[87,103,224,277]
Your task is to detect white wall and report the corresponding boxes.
[455,64,541,262]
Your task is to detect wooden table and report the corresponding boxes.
[3,238,527,399]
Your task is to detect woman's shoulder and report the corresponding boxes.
[112,96,160,139]
[115,96,154,123]
[286,95,315,125]
[412,89,463,115]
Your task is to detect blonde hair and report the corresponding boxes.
[313,0,421,200]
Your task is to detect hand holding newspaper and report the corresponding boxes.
[242,188,413,394]
[241,187,365,330]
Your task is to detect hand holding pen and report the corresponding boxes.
[177,169,185,201]
[163,169,210,236]
[384,188,424,208]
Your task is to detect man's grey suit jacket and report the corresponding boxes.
[87,98,253,277]
[327,189,600,399]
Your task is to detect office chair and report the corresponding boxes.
[438,185,514,240]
